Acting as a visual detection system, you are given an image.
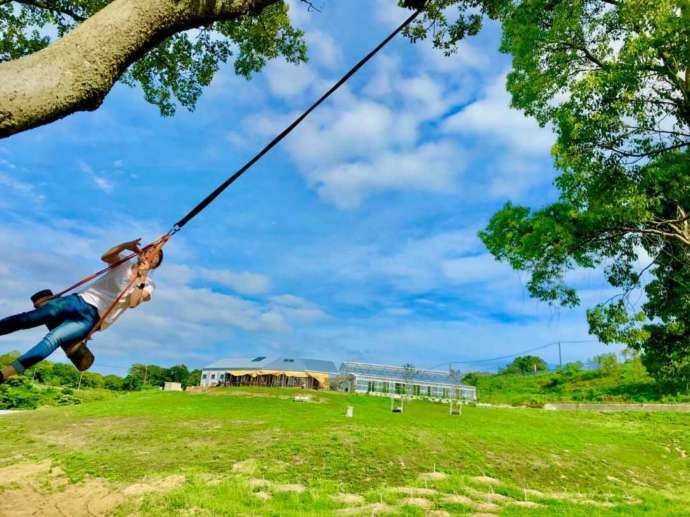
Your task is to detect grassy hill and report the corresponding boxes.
[1,387,689,516]
[465,360,690,406]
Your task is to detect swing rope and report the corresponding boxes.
[54,4,425,328]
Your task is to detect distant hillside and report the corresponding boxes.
[463,359,690,406]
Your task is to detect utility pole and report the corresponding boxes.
[77,372,83,391]
[558,342,562,368]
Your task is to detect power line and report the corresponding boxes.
[427,340,599,370]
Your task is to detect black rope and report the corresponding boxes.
[171,7,424,233]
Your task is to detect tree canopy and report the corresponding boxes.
[480,0,690,388]
[501,355,548,374]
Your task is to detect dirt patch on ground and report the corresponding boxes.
[0,460,52,484]
[390,486,438,496]
[232,458,259,474]
[336,503,396,515]
[510,500,543,508]
[272,483,305,493]
[400,497,432,508]
[464,486,514,503]
[441,494,500,512]
[472,501,501,512]
[442,494,475,506]
[523,488,545,498]
[0,461,186,517]
[418,471,448,481]
[426,512,451,517]
[471,476,501,486]
[331,493,365,505]
[122,474,185,496]
[248,478,272,490]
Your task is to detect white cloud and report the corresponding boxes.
[78,159,115,193]
[375,0,409,26]
[198,268,271,295]
[418,38,490,74]
[336,228,482,293]
[231,17,529,211]
[441,254,514,284]
[92,176,114,193]
[0,173,45,207]
[270,294,327,322]
[443,74,555,155]
[311,140,465,209]
[265,58,316,98]
[287,99,416,169]
[306,31,342,70]
[488,155,552,199]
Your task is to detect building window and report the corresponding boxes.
[427,386,432,396]
[413,385,421,396]
[202,374,207,380]
[367,381,375,392]
[381,382,389,393]
[211,374,216,380]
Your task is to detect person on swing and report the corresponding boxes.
[0,239,163,383]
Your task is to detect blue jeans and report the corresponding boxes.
[0,294,99,373]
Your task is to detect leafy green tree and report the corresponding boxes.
[79,371,105,389]
[103,374,124,391]
[144,365,167,386]
[593,353,619,375]
[128,363,147,382]
[0,351,20,368]
[121,374,143,391]
[560,361,584,378]
[46,363,80,387]
[501,355,547,375]
[480,1,690,388]
[187,369,202,387]
[166,364,190,386]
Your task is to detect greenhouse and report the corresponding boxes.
[340,362,477,401]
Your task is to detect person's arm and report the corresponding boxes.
[101,238,142,265]
[127,273,153,308]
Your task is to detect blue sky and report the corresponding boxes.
[0,0,623,375]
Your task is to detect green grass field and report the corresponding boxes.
[1,388,689,516]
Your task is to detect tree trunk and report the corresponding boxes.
[0,0,277,139]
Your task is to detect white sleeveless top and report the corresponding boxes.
[79,259,154,329]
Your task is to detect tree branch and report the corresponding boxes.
[0,0,278,138]
[555,40,607,69]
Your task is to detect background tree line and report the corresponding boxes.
[0,351,201,391]
[462,350,687,406]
